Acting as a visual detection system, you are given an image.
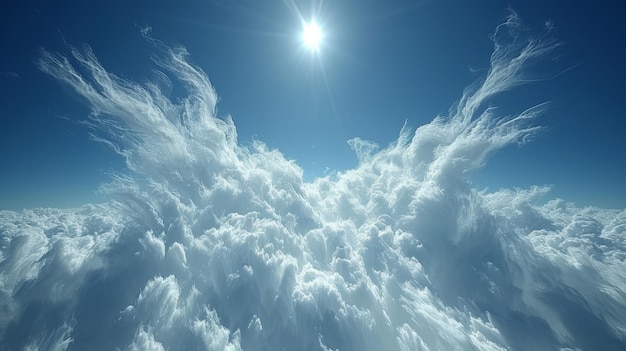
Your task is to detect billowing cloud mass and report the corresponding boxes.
[1,14,625,350]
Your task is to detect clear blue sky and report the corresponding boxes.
[1,0,625,210]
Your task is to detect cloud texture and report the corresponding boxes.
[2,14,626,350]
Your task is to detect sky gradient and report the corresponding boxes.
[1,0,625,209]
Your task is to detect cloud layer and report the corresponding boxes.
[2,14,626,350]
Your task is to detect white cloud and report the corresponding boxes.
[128,327,165,351]
[1,13,625,351]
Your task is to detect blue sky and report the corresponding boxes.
[1,0,625,210]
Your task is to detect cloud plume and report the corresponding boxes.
[1,13,625,350]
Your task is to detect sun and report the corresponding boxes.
[302,21,322,52]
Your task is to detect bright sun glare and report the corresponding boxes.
[302,21,322,52]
